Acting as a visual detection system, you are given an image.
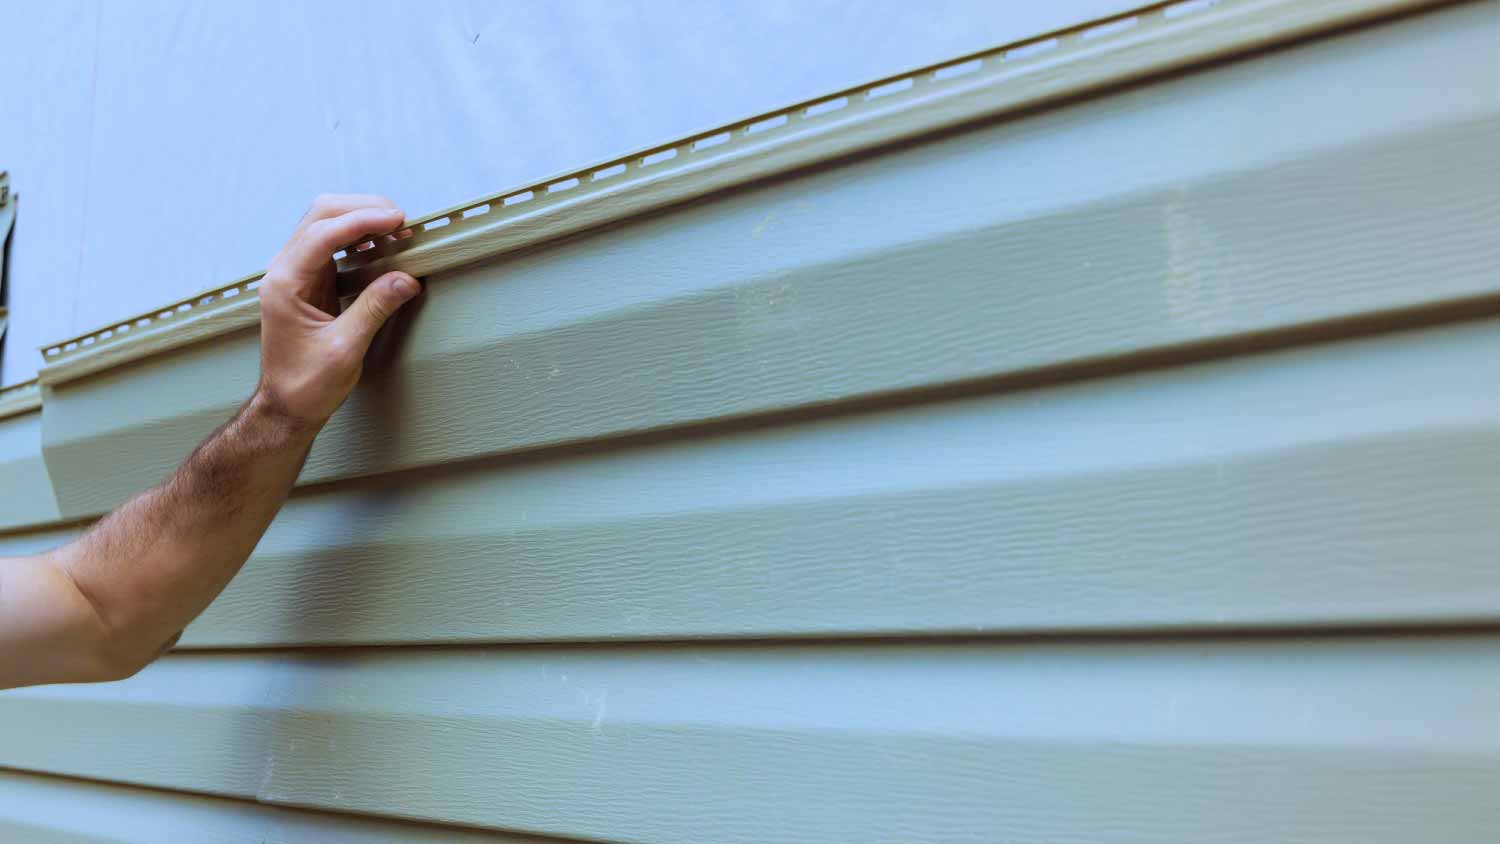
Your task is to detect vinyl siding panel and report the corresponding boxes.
[185,317,1500,647]
[0,405,61,531]
[4,636,1500,842]
[0,524,80,560]
[39,0,1500,517]
[0,770,566,843]
[4,3,1500,842]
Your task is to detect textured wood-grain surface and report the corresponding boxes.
[0,408,61,531]
[179,318,1500,646]
[39,0,1500,518]
[4,635,1500,842]
[0,770,569,844]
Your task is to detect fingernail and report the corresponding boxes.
[392,277,418,297]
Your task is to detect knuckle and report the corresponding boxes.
[305,220,340,247]
[262,262,295,289]
[257,292,291,318]
[258,273,286,296]
[359,299,390,324]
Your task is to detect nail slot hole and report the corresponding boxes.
[593,163,627,180]
[45,348,59,356]
[137,318,152,327]
[934,58,983,79]
[100,330,113,340]
[178,303,192,312]
[549,177,580,192]
[693,132,731,151]
[117,324,129,333]
[158,311,173,319]
[1083,17,1138,39]
[867,78,914,99]
[503,190,534,205]
[641,148,678,166]
[424,217,451,230]
[804,96,848,117]
[64,342,78,352]
[333,249,348,260]
[199,295,215,305]
[247,280,262,290]
[223,287,240,298]
[354,240,377,251]
[461,204,490,219]
[1006,39,1058,60]
[746,114,789,134]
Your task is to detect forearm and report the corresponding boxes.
[0,194,417,690]
[49,388,319,669]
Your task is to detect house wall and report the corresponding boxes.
[4,2,1500,841]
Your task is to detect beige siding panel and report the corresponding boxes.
[39,1,1500,518]
[180,317,1500,647]
[3,635,1500,842]
[0,770,572,843]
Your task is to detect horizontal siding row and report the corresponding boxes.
[184,316,1500,647]
[0,770,562,843]
[39,0,1500,518]
[18,313,1500,648]
[4,4,1500,843]
[4,635,1500,843]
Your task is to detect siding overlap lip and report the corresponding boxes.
[0,380,42,421]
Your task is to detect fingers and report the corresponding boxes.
[280,206,406,277]
[331,271,422,353]
[295,194,397,234]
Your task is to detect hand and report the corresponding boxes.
[1,195,425,689]
[256,194,422,425]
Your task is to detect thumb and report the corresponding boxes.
[334,271,421,350]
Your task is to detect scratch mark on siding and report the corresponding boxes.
[1161,192,1231,332]
[592,690,609,733]
[752,212,781,238]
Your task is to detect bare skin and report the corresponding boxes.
[0,194,421,689]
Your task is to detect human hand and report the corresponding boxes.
[256,194,422,425]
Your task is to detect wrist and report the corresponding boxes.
[245,382,326,443]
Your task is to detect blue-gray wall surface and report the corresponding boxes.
[3,2,1500,841]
